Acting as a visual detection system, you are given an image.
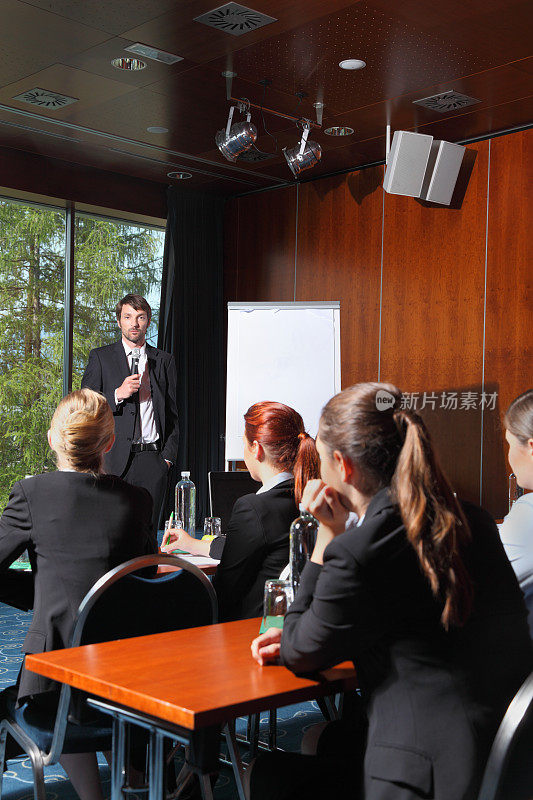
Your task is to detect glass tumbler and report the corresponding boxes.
[260,579,294,634]
[203,517,221,540]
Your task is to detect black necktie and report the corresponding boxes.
[131,352,142,443]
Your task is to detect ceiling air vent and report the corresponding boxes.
[194,3,277,36]
[125,43,183,65]
[237,149,275,162]
[12,87,78,110]
[413,91,480,113]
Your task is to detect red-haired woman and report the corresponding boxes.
[249,383,533,800]
[163,401,320,621]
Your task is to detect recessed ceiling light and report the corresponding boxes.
[339,59,366,70]
[167,171,192,180]
[111,57,146,71]
[147,126,168,134]
[324,126,354,136]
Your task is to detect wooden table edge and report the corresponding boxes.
[25,653,357,730]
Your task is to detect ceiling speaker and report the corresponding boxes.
[383,131,433,198]
[419,140,465,206]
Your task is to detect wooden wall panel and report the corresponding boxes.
[482,129,533,516]
[295,168,384,387]
[373,141,490,504]
[222,129,531,514]
[233,187,297,302]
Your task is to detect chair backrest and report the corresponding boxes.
[208,470,260,532]
[72,554,217,647]
[477,671,533,800]
[47,555,217,764]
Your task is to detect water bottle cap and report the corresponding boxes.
[181,471,190,478]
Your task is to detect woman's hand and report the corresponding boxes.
[251,628,283,665]
[301,480,348,565]
[301,480,348,534]
[161,527,196,553]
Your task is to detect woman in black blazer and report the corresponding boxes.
[250,383,533,800]
[163,401,320,621]
[0,389,155,800]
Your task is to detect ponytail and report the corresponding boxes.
[293,432,321,505]
[392,409,473,629]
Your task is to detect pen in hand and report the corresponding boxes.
[162,511,174,548]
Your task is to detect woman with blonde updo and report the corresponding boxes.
[0,389,155,800]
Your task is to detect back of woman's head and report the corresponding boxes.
[320,382,473,629]
[49,389,114,474]
[244,401,320,504]
[504,389,533,443]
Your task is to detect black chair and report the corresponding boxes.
[208,470,260,532]
[0,554,217,800]
[478,671,533,800]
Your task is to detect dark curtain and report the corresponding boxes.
[157,187,225,524]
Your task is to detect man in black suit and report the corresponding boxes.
[81,294,179,529]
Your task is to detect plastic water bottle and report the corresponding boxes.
[289,504,318,596]
[175,471,196,536]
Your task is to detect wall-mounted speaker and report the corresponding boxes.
[383,131,466,206]
[383,130,433,197]
[419,140,465,205]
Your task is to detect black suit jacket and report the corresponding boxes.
[213,479,297,622]
[0,471,156,703]
[281,488,533,800]
[81,341,179,476]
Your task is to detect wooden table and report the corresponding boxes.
[26,617,356,799]
[157,553,219,577]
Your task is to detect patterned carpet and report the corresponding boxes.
[0,601,323,799]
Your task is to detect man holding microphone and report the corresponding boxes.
[81,294,179,531]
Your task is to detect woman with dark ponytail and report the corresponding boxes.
[164,401,320,621]
[250,383,533,800]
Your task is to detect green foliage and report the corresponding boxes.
[0,199,164,510]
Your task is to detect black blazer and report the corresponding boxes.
[81,341,179,476]
[0,471,156,703]
[281,488,533,800]
[213,479,297,622]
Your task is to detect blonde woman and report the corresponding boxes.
[0,389,155,800]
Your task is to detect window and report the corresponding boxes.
[0,196,165,509]
[0,198,65,507]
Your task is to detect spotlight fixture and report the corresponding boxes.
[111,57,146,71]
[215,101,257,162]
[283,120,322,178]
[339,59,366,70]
[167,171,192,179]
[324,126,354,136]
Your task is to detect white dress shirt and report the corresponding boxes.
[115,341,159,444]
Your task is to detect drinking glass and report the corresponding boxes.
[260,579,294,634]
[203,517,221,539]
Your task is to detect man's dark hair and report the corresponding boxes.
[115,294,151,322]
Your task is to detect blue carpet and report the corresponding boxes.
[0,602,323,798]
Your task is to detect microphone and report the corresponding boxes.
[131,348,141,376]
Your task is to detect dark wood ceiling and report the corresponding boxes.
[0,0,531,196]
